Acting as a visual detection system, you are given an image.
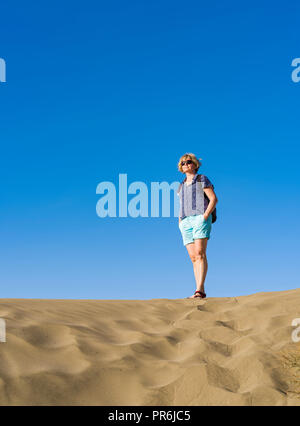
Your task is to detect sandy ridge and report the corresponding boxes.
[0,289,299,405]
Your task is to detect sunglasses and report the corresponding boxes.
[181,160,193,166]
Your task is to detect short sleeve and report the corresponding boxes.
[200,175,214,189]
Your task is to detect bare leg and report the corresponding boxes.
[186,238,208,297]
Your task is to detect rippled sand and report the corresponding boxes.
[0,289,300,405]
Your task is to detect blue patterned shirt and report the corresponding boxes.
[177,174,214,220]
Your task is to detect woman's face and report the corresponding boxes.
[181,158,196,173]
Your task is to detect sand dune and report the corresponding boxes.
[0,289,300,405]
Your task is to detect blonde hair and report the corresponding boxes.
[177,153,202,173]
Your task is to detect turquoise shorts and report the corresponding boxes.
[179,214,212,246]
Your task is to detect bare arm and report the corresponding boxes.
[203,187,218,220]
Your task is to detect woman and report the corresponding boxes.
[177,153,218,299]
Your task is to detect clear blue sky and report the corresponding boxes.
[1,0,299,299]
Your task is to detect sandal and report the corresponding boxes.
[194,290,206,299]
